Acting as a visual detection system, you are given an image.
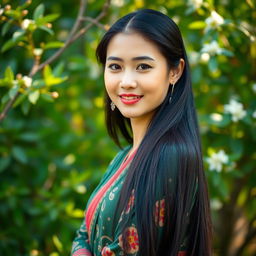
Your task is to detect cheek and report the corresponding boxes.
[104,74,121,102]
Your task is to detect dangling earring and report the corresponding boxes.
[169,82,176,104]
[110,101,116,111]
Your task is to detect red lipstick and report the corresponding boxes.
[119,94,143,105]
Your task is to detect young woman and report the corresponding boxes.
[71,9,212,256]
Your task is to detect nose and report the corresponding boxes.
[119,71,137,89]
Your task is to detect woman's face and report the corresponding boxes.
[104,32,172,123]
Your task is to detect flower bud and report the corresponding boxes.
[16,73,22,80]
[1,16,7,21]
[5,5,11,11]
[46,23,52,28]
[22,10,28,16]
[51,91,59,99]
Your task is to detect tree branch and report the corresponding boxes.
[80,17,107,31]
[0,0,110,123]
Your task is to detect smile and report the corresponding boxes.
[119,94,143,105]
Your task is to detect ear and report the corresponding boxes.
[169,58,185,84]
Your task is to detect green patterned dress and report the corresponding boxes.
[71,146,187,256]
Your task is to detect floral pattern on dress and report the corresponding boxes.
[101,246,115,256]
[118,226,139,254]
[125,189,135,214]
[154,199,165,227]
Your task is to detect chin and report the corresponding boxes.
[119,111,139,119]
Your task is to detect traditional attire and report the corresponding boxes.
[71,146,187,256]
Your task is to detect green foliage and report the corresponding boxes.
[0,0,255,255]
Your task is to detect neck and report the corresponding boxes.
[130,113,154,151]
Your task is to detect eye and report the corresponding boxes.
[108,64,121,71]
[137,63,152,70]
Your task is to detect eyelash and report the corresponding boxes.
[107,63,152,71]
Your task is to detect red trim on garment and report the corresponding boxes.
[178,251,187,256]
[85,149,137,239]
[73,248,92,256]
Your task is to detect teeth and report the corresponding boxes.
[121,96,140,100]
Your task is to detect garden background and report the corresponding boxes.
[0,0,255,255]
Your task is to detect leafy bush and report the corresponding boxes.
[0,0,255,255]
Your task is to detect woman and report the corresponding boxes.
[71,9,212,256]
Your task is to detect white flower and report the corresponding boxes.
[201,41,222,55]
[75,185,87,194]
[210,199,223,210]
[22,76,32,87]
[252,83,256,93]
[0,8,4,16]
[188,0,204,9]
[252,110,256,119]
[206,149,229,172]
[33,48,43,56]
[205,11,224,32]
[189,51,200,65]
[111,0,124,7]
[200,52,210,62]
[210,113,223,122]
[21,19,34,30]
[224,99,246,122]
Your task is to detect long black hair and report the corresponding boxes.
[96,9,212,256]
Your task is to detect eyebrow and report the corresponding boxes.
[106,56,155,61]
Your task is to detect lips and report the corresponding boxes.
[119,94,143,105]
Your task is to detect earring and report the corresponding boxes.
[110,101,116,111]
[169,82,176,104]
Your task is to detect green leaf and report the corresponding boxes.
[13,30,26,40]
[44,41,65,50]
[221,49,234,57]
[52,235,63,252]
[0,156,11,173]
[35,14,60,26]
[43,65,67,86]
[39,26,54,35]
[21,99,31,115]
[33,4,45,20]
[19,132,39,142]
[229,139,244,160]
[44,65,52,78]
[32,79,45,89]
[5,66,14,82]
[209,57,218,72]
[13,93,27,107]
[8,85,19,99]
[1,93,10,105]
[41,93,54,102]
[188,21,206,29]
[1,30,26,52]
[12,146,27,164]
[1,39,18,53]
[0,78,8,87]
[53,62,65,76]
[5,9,21,20]
[2,21,12,36]
[28,90,40,104]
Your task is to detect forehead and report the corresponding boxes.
[106,32,165,60]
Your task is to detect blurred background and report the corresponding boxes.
[0,0,255,255]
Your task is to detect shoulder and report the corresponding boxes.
[109,145,131,166]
